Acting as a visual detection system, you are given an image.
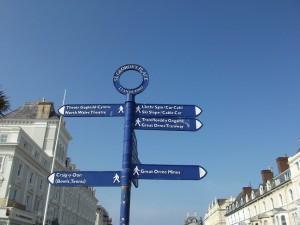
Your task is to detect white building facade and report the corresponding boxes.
[204,151,300,225]
[203,197,235,225]
[225,155,300,225]
[0,100,99,225]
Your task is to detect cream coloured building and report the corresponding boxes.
[203,197,235,225]
[204,150,300,225]
[225,155,298,225]
[0,100,99,225]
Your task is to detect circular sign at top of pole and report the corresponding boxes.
[113,64,149,95]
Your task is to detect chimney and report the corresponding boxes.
[242,187,251,196]
[37,101,53,119]
[276,156,289,173]
[261,170,273,184]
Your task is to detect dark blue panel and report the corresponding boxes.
[135,104,201,118]
[134,117,202,131]
[48,171,122,187]
[58,104,125,117]
[131,164,207,180]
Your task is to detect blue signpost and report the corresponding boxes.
[50,64,206,225]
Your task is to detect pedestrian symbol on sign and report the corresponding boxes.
[118,106,124,113]
[133,166,140,176]
[113,173,120,183]
[135,118,141,126]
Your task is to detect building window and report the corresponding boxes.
[17,163,23,176]
[289,189,294,202]
[276,216,279,225]
[0,134,8,142]
[11,189,18,200]
[34,150,39,159]
[284,171,291,180]
[25,195,32,209]
[278,194,283,207]
[281,215,287,225]
[34,198,40,211]
[260,185,264,195]
[0,156,4,171]
[251,191,256,199]
[39,179,43,190]
[29,171,34,184]
[296,162,300,171]
[266,180,272,191]
[271,198,274,208]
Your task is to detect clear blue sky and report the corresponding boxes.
[1,1,300,225]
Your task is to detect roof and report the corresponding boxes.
[2,100,59,119]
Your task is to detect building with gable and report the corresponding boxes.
[203,197,235,225]
[0,100,104,225]
[225,155,299,225]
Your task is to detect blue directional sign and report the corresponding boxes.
[47,171,122,187]
[134,117,202,131]
[132,164,207,180]
[58,104,125,117]
[135,104,201,118]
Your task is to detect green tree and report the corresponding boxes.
[0,87,10,115]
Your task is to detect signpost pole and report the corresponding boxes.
[120,93,135,225]
[49,64,205,225]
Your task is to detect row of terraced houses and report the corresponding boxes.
[203,150,300,225]
[0,100,112,225]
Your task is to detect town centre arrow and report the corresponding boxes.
[132,164,207,180]
[134,117,202,131]
[47,171,122,187]
[135,104,202,118]
[58,104,125,117]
